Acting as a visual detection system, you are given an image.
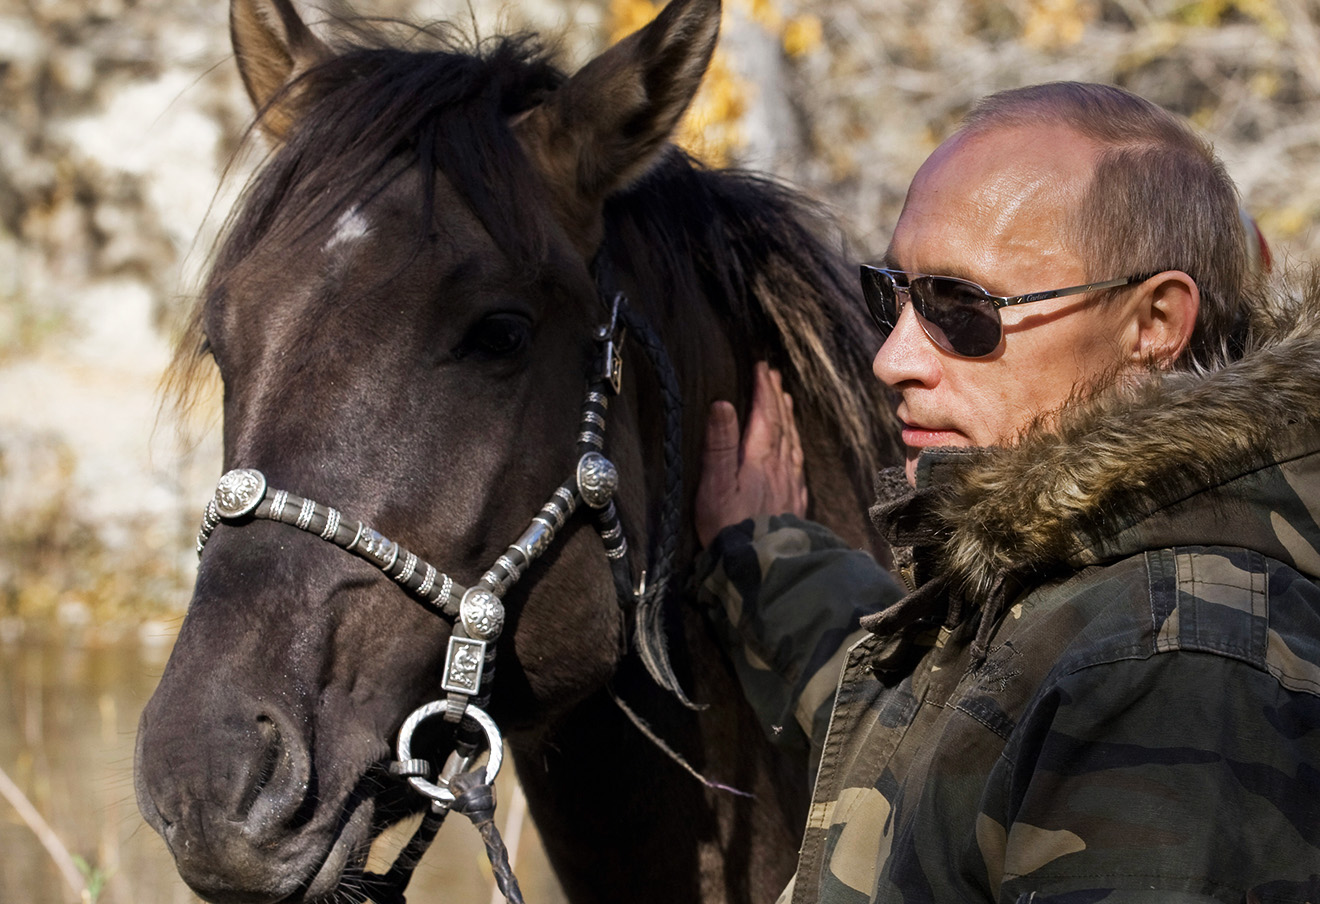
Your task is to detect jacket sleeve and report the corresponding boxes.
[694,513,904,762]
[984,648,1320,903]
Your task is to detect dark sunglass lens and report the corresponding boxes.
[860,268,898,333]
[912,277,1003,357]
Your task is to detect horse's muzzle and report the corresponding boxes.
[135,691,325,903]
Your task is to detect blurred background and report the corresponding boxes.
[1,0,1317,900]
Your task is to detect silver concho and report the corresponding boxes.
[576,452,619,509]
[214,469,267,519]
[460,587,505,640]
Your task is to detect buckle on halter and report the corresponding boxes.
[595,291,626,395]
[602,343,623,395]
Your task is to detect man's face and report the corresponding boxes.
[875,124,1141,484]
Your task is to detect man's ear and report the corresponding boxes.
[1130,271,1200,368]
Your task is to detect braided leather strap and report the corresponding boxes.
[616,304,693,708]
[451,773,526,904]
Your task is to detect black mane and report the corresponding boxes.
[604,154,896,478]
[200,25,895,480]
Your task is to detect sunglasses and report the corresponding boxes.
[860,265,1151,358]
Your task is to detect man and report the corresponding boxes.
[694,82,1320,902]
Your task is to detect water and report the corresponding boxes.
[0,632,565,904]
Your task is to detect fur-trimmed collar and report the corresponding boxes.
[865,272,1320,656]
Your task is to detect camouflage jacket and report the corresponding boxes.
[698,295,1320,902]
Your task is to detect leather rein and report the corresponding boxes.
[193,288,689,902]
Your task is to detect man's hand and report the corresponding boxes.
[695,362,808,548]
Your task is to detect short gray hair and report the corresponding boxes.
[961,82,1254,370]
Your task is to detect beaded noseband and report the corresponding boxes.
[193,291,683,902]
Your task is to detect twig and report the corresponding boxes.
[0,761,87,901]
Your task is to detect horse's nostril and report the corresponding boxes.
[235,715,282,820]
[136,689,323,902]
[238,712,312,841]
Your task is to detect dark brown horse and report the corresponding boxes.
[134,0,896,901]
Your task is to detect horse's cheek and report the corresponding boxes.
[507,537,625,714]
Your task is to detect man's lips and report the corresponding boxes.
[899,421,964,450]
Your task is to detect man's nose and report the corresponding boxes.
[873,299,941,388]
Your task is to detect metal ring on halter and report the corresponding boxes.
[395,702,504,807]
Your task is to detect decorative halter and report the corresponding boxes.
[193,290,688,903]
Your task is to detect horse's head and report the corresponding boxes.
[135,1,724,899]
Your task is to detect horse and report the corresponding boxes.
[133,0,898,901]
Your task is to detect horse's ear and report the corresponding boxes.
[231,0,330,141]
[516,0,721,224]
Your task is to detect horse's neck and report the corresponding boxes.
[507,239,877,904]
[508,606,804,904]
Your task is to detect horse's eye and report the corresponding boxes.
[457,313,532,360]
